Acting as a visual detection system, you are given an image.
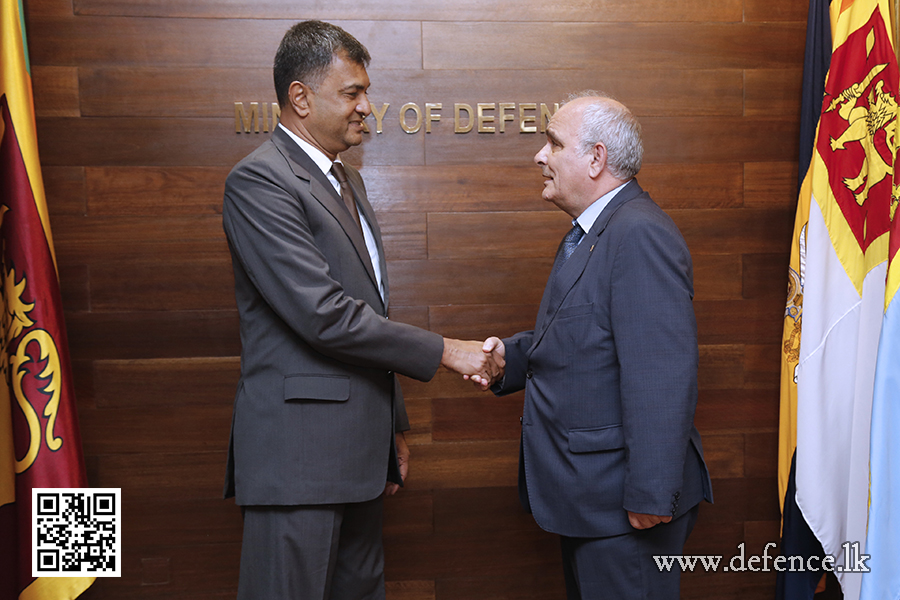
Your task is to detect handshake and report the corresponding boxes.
[441,337,506,391]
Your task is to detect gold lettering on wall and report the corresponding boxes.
[235,102,280,133]
[233,102,557,135]
[371,103,390,133]
[519,103,537,133]
[498,102,515,133]
[454,103,474,133]
[476,103,495,133]
[425,103,442,133]
[399,102,423,134]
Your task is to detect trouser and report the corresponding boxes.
[238,497,385,600]
[560,504,699,600]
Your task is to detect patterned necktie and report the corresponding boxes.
[331,162,362,233]
[551,224,585,276]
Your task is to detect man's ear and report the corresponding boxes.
[288,81,311,118]
[589,142,607,178]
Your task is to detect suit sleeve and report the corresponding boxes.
[491,330,534,396]
[223,154,443,382]
[609,213,699,516]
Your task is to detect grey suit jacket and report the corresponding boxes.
[222,127,444,506]
[495,179,712,538]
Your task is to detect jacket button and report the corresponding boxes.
[526,368,533,379]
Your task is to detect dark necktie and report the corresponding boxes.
[331,162,362,233]
[551,224,585,276]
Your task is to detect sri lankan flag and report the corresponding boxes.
[1,1,93,599]
[860,66,900,600]
[778,0,898,599]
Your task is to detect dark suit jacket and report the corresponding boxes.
[494,179,712,538]
[222,126,444,506]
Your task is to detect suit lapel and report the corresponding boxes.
[530,180,644,353]
[271,129,381,299]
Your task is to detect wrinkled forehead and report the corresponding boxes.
[547,102,582,140]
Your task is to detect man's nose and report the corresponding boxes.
[534,143,549,166]
[357,93,372,117]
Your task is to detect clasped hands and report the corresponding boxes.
[441,336,506,390]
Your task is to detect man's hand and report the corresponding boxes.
[627,511,672,530]
[441,337,505,390]
[384,432,409,496]
[466,337,506,390]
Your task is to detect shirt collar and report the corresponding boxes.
[574,180,630,234]
[278,123,342,176]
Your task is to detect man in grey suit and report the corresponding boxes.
[479,92,713,599]
[222,20,500,600]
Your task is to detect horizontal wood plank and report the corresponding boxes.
[78,404,232,455]
[744,0,808,22]
[694,297,784,345]
[92,357,240,407]
[85,167,228,216]
[32,65,80,117]
[388,259,552,307]
[36,117,426,167]
[701,434,744,479]
[36,116,798,167]
[121,497,242,547]
[73,0,743,22]
[384,527,559,580]
[423,117,800,166]
[65,310,241,359]
[745,68,802,117]
[30,17,422,68]
[422,22,805,70]
[432,396,523,441]
[404,440,519,490]
[88,451,228,500]
[360,163,743,213]
[385,580,435,600]
[743,253,791,300]
[743,344,781,390]
[744,161,799,209]
[383,491,434,536]
[671,208,794,255]
[77,67,744,118]
[744,431,779,479]
[699,344,744,390]
[89,258,235,311]
[43,166,88,215]
[696,389,779,433]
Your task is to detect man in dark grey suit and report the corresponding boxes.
[222,20,500,600]
[480,93,713,599]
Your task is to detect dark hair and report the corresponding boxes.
[273,20,371,108]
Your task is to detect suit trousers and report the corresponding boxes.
[238,498,386,600]
[560,505,699,600]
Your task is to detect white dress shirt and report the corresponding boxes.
[278,124,385,301]
[574,180,631,238]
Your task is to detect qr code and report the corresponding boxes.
[32,488,121,577]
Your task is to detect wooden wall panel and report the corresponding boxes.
[422,22,805,70]
[74,0,744,22]
[31,66,80,116]
[29,17,423,68]
[76,67,745,118]
[26,0,806,597]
